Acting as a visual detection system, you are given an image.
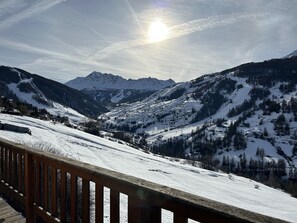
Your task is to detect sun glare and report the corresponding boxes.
[147,20,169,43]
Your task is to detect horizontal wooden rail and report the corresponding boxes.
[0,137,289,223]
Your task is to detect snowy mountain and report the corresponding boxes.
[0,66,107,119]
[0,112,297,222]
[101,57,297,174]
[66,71,175,91]
[283,49,297,59]
[66,71,175,105]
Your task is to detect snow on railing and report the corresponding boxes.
[0,138,288,223]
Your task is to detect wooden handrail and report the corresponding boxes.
[0,137,289,223]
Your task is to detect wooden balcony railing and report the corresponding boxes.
[0,137,288,223]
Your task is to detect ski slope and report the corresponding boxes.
[0,113,297,222]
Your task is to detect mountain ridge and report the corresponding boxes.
[66,71,176,106]
[0,66,108,119]
[66,71,175,91]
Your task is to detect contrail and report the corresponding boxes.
[0,0,66,31]
[168,12,268,40]
[124,0,146,35]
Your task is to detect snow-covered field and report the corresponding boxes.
[0,113,297,222]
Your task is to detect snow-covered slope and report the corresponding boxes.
[101,57,297,167]
[66,71,175,91]
[0,66,107,119]
[0,113,297,222]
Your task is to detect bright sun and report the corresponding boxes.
[147,20,169,43]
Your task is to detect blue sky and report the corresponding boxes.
[0,0,296,83]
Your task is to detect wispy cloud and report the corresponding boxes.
[168,12,268,39]
[124,0,145,35]
[89,12,269,61]
[0,0,25,17]
[0,0,66,31]
[87,39,145,62]
[0,37,73,61]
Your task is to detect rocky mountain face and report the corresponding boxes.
[66,71,175,106]
[0,66,108,118]
[100,56,297,173]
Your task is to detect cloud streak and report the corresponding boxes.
[0,0,25,17]
[124,0,145,34]
[168,12,268,39]
[89,12,269,60]
[0,0,66,31]
[0,37,74,61]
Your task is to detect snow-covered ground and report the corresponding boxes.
[0,113,297,222]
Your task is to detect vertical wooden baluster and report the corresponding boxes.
[150,206,162,223]
[5,148,8,183]
[10,151,13,186]
[174,214,188,223]
[0,147,3,180]
[35,161,40,205]
[128,196,162,223]
[110,189,120,223]
[8,149,11,185]
[0,146,3,180]
[71,174,77,223]
[0,147,1,180]
[95,184,103,223]
[51,167,57,217]
[5,149,8,183]
[4,148,7,182]
[18,154,22,193]
[128,196,141,223]
[82,179,90,223]
[13,151,17,188]
[44,164,48,211]
[60,170,66,222]
[25,152,34,223]
[17,154,22,193]
[3,148,7,182]
[10,150,13,186]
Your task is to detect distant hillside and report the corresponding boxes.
[100,56,297,180]
[0,66,108,118]
[66,71,175,105]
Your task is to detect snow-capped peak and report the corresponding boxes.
[86,71,125,82]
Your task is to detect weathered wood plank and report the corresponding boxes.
[25,152,34,223]
[35,161,41,205]
[95,183,104,223]
[60,170,67,222]
[82,179,90,223]
[110,189,120,223]
[0,197,25,222]
[44,163,48,211]
[71,175,77,223]
[17,154,22,193]
[174,213,188,223]
[51,167,57,217]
